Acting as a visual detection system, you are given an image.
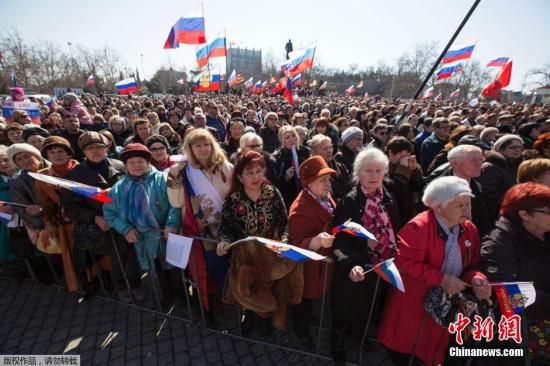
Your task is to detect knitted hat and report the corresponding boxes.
[457,135,491,151]
[493,134,523,152]
[7,143,42,166]
[41,136,74,157]
[299,156,336,188]
[341,126,363,145]
[22,126,50,142]
[77,131,108,151]
[120,143,151,163]
[144,134,170,150]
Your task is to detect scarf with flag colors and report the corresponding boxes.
[493,282,536,317]
[164,9,206,48]
[442,42,476,64]
[115,78,138,95]
[28,172,112,203]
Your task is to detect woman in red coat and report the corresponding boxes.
[378,176,491,366]
[289,156,336,348]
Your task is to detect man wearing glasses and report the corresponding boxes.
[367,123,389,150]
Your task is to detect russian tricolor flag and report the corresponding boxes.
[284,73,294,105]
[487,57,509,68]
[450,88,460,99]
[319,81,327,91]
[0,212,13,225]
[436,63,463,80]
[493,282,536,317]
[28,172,112,203]
[194,73,221,92]
[249,237,326,262]
[281,45,316,75]
[196,36,227,69]
[244,77,254,89]
[421,86,434,99]
[332,220,377,241]
[373,258,405,292]
[164,9,206,48]
[87,74,95,85]
[115,78,138,95]
[290,73,302,88]
[442,42,476,64]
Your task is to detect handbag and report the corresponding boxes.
[35,230,62,254]
[73,222,107,251]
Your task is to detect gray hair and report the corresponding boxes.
[352,147,389,182]
[308,134,331,151]
[108,115,126,129]
[422,176,473,209]
[447,145,482,162]
[320,108,331,118]
[239,133,262,150]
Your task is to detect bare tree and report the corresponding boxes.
[530,63,550,87]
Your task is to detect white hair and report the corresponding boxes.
[447,145,482,162]
[352,147,389,182]
[308,134,331,150]
[239,133,262,150]
[422,176,473,209]
[320,108,331,118]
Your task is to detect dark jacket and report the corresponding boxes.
[109,128,132,147]
[221,139,240,158]
[206,116,226,141]
[54,129,85,161]
[334,145,356,175]
[420,133,446,173]
[478,151,519,224]
[259,126,280,154]
[327,159,351,204]
[480,216,550,320]
[272,145,310,208]
[386,162,424,225]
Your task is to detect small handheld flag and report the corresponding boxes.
[0,212,13,225]
[371,258,405,292]
[227,236,326,262]
[28,172,112,203]
[493,282,536,317]
[332,219,377,241]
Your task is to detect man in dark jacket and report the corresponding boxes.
[420,117,449,173]
[55,114,85,161]
[205,102,226,141]
[61,131,144,302]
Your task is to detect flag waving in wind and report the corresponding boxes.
[436,63,463,80]
[281,44,316,76]
[87,75,96,85]
[442,41,476,64]
[164,8,206,48]
[28,172,112,203]
[115,78,138,95]
[450,88,460,99]
[421,86,434,99]
[487,57,509,67]
[482,61,512,100]
[195,34,227,69]
[332,220,377,241]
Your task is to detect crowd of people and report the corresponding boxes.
[0,91,549,365]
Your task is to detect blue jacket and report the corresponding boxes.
[420,133,445,173]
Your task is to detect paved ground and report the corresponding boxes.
[0,272,393,366]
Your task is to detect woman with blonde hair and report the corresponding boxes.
[167,128,234,321]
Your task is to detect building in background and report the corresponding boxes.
[227,47,262,79]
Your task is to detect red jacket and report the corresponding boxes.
[378,209,486,365]
[288,190,335,299]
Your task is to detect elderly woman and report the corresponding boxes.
[167,128,233,319]
[272,125,311,208]
[229,133,277,184]
[216,152,300,335]
[308,134,351,203]
[330,147,401,363]
[480,134,524,224]
[104,143,181,308]
[34,137,79,292]
[145,135,173,171]
[517,158,550,186]
[222,119,245,158]
[107,116,131,147]
[288,156,336,348]
[0,146,18,264]
[480,183,550,365]
[378,176,490,366]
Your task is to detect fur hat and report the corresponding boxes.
[7,143,42,166]
[299,156,336,187]
[77,131,108,151]
[341,126,363,145]
[41,136,74,157]
[493,134,523,152]
[144,134,170,150]
[120,143,151,163]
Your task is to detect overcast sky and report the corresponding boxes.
[2,0,549,91]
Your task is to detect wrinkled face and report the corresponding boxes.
[308,174,332,198]
[239,164,265,191]
[520,207,550,234]
[26,135,45,150]
[14,152,41,172]
[282,132,298,150]
[438,195,472,226]
[126,156,149,177]
[0,152,16,176]
[149,142,168,163]
[243,138,263,154]
[46,146,71,166]
[84,144,108,163]
[313,139,333,162]
[358,161,385,192]
[191,139,212,164]
[452,150,484,179]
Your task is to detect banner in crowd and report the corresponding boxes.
[1,100,41,124]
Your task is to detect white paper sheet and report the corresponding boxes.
[166,233,193,269]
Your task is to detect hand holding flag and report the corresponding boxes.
[222,236,327,262]
[362,258,405,292]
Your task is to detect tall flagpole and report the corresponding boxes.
[386,0,481,145]
[307,40,318,94]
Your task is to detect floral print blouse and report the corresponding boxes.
[219,184,289,244]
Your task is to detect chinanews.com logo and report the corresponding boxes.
[447,313,524,358]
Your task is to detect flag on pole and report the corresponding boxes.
[28,172,112,203]
[284,73,294,105]
[373,258,405,292]
[290,73,302,87]
[421,86,434,99]
[450,88,460,99]
[86,75,96,85]
[436,63,463,80]
[281,44,316,75]
[344,85,356,95]
[163,8,206,48]
[244,77,254,89]
[481,61,512,100]
[252,80,262,94]
[227,69,237,87]
[115,78,138,95]
[319,81,327,91]
[332,220,377,241]
[493,282,536,317]
[195,34,227,68]
[487,57,509,68]
[193,71,221,92]
[442,42,476,64]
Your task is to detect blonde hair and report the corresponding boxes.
[239,133,262,151]
[183,129,227,168]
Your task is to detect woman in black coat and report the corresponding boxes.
[480,182,550,365]
[330,147,401,363]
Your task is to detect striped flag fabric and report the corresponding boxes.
[290,73,302,87]
[28,172,112,203]
[344,84,356,95]
[421,86,434,99]
[195,34,227,69]
[373,258,405,292]
[487,57,509,68]
[319,81,327,91]
[333,220,377,241]
[115,78,138,95]
[229,236,326,262]
[450,88,460,99]
[442,42,476,64]
[244,77,254,89]
[436,63,463,80]
[493,282,536,317]
[164,8,206,48]
[0,212,13,225]
[281,44,316,76]
[86,75,96,85]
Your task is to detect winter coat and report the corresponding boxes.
[420,133,446,173]
[378,210,485,366]
[66,99,93,126]
[327,159,352,204]
[259,126,280,154]
[386,162,424,226]
[272,145,310,208]
[480,216,550,321]
[334,145,356,175]
[289,189,335,299]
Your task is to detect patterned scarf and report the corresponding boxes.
[361,186,396,264]
[305,188,334,215]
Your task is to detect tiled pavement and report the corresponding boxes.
[0,274,393,365]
